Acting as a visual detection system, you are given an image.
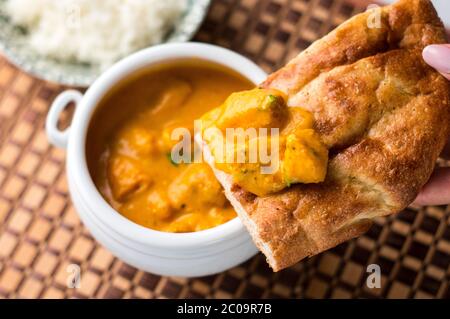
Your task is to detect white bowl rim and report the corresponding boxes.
[68,42,267,249]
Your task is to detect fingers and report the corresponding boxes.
[413,45,450,206]
[413,167,450,206]
[422,44,450,80]
[423,44,450,160]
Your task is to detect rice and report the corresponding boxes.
[5,0,187,68]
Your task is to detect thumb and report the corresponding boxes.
[423,44,450,80]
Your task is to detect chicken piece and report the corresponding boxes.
[120,189,173,229]
[146,190,173,220]
[165,213,205,233]
[282,129,328,185]
[214,129,328,196]
[116,125,163,157]
[168,163,227,210]
[166,208,236,233]
[149,79,192,115]
[208,207,236,226]
[215,135,287,196]
[200,86,328,196]
[282,107,314,134]
[202,88,288,130]
[108,155,150,201]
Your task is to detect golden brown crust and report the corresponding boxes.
[206,0,450,271]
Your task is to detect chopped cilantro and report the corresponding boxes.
[166,153,179,166]
[260,94,278,110]
[267,94,277,103]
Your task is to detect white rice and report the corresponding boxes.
[6,0,187,68]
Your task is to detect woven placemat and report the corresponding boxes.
[0,0,449,299]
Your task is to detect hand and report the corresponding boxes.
[413,45,450,206]
[423,44,450,80]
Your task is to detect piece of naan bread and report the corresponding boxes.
[200,0,450,271]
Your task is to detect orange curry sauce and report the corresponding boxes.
[87,60,253,232]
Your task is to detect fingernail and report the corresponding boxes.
[423,45,450,74]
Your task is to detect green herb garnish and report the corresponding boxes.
[166,153,179,166]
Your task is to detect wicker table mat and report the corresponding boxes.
[0,0,449,299]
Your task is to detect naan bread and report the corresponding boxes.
[202,0,450,271]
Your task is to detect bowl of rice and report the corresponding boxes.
[0,0,211,86]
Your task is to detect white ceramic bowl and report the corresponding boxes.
[45,43,267,277]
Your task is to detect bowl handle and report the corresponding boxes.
[46,90,83,149]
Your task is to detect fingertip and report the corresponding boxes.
[440,71,450,81]
[411,192,428,207]
[422,44,450,76]
[412,168,450,206]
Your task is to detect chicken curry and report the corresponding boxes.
[87,60,253,232]
[201,88,329,197]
